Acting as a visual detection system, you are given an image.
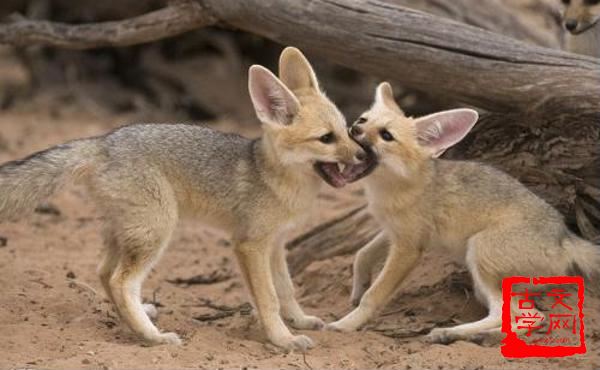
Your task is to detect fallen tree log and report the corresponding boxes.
[0,0,561,48]
[0,0,598,114]
[205,0,599,114]
[391,0,561,48]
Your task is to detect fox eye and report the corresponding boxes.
[319,133,335,144]
[356,117,367,124]
[380,129,394,142]
[562,0,570,4]
[585,0,599,5]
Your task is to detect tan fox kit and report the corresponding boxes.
[327,82,600,344]
[0,48,373,350]
[561,0,600,57]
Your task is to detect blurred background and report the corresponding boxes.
[0,0,564,131]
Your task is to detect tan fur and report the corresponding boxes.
[561,0,600,57]
[0,47,367,351]
[327,82,600,344]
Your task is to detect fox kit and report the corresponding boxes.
[0,48,373,350]
[561,0,600,57]
[327,82,600,344]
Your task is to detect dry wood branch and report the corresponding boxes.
[192,298,253,322]
[0,0,217,49]
[167,269,232,286]
[287,206,379,275]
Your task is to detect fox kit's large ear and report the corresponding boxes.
[249,65,300,126]
[414,109,479,158]
[279,47,320,93]
[374,82,403,115]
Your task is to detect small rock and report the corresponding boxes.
[82,358,91,365]
[34,202,61,216]
[217,239,231,247]
[0,236,7,247]
[66,271,76,279]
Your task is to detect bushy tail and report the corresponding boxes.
[564,234,600,292]
[0,138,101,221]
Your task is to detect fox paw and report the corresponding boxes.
[427,328,502,346]
[142,332,182,346]
[286,315,325,330]
[325,321,355,333]
[467,330,503,347]
[155,332,182,346]
[271,334,315,352]
[426,328,459,345]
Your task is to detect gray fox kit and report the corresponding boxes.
[561,0,600,57]
[327,82,600,344]
[0,47,374,350]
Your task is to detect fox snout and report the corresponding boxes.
[348,124,371,152]
[349,125,364,141]
[339,130,369,164]
[562,0,600,34]
[565,19,579,32]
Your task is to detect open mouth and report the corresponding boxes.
[314,162,346,188]
[314,146,378,188]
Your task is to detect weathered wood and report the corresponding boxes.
[0,0,598,114]
[286,206,380,275]
[206,0,600,114]
[0,0,217,49]
[392,0,561,48]
[0,0,561,47]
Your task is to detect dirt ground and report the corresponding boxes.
[0,49,599,370]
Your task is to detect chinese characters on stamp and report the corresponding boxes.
[501,276,586,358]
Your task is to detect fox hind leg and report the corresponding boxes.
[95,173,179,345]
[106,210,179,345]
[428,232,506,344]
[99,228,161,321]
[98,230,120,305]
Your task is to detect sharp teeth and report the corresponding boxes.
[338,163,345,172]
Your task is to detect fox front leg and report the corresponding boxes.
[329,243,421,332]
[351,232,389,306]
[235,238,315,351]
[271,245,324,330]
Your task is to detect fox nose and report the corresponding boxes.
[355,149,367,162]
[349,125,363,137]
[565,19,578,32]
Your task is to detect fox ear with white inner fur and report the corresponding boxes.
[248,65,300,126]
[374,82,404,115]
[279,47,320,93]
[414,109,479,158]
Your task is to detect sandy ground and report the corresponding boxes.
[0,94,599,370]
